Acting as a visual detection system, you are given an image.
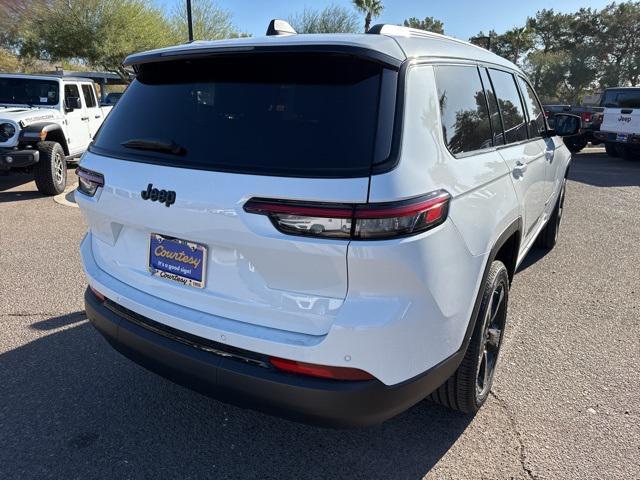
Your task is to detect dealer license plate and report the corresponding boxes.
[148,233,207,289]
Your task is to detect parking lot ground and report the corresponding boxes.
[1,149,639,480]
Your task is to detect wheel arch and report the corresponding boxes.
[457,217,522,355]
[19,122,70,156]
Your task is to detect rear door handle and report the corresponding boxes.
[513,161,528,176]
[94,115,101,119]
[81,116,89,121]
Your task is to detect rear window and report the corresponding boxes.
[602,89,640,108]
[92,54,391,177]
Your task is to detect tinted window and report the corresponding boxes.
[64,84,80,101]
[518,77,545,138]
[488,69,528,144]
[92,54,388,177]
[0,78,59,106]
[602,89,640,108]
[434,65,493,155]
[81,84,97,108]
[479,68,505,146]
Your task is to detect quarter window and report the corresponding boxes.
[517,77,545,138]
[81,84,97,108]
[434,65,493,155]
[488,69,528,144]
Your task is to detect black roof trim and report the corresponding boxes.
[123,44,403,70]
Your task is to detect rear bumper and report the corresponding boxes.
[85,287,462,427]
[0,148,39,169]
[593,131,640,144]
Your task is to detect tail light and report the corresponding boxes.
[269,357,374,381]
[243,190,451,240]
[77,167,104,197]
[89,285,106,302]
[581,112,592,123]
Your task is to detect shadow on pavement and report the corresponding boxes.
[569,150,640,187]
[0,320,473,479]
[30,311,86,331]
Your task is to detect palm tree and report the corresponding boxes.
[353,0,384,33]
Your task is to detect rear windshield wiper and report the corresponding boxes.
[121,138,186,156]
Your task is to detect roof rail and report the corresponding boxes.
[367,23,495,53]
[266,19,297,36]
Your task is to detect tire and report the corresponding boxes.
[605,142,619,157]
[617,144,640,161]
[428,260,510,414]
[536,177,566,250]
[34,141,67,195]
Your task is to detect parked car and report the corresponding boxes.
[76,21,579,427]
[0,73,112,194]
[592,87,640,160]
[544,103,602,152]
[102,92,123,105]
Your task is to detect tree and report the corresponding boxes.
[353,0,383,33]
[20,0,172,79]
[403,16,444,34]
[288,5,359,34]
[168,0,242,43]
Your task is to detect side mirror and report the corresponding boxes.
[548,113,581,137]
[65,96,82,111]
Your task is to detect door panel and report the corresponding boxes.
[63,83,91,154]
[499,142,546,243]
[81,83,103,139]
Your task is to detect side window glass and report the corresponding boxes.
[81,84,96,108]
[434,65,493,155]
[64,84,80,102]
[479,68,505,146]
[517,77,545,138]
[488,69,528,144]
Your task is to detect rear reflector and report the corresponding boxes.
[89,285,106,302]
[269,357,374,381]
[244,190,450,240]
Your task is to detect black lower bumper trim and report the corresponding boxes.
[85,287,463,427]
[0,149,39,169]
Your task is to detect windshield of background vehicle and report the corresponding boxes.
[0,78,60,106]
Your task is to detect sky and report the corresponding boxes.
[154,0,614,39]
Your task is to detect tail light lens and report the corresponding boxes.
[581,112,592,123]
[244,190,450,240]
[269,357,374,381]
[77,167,104,197]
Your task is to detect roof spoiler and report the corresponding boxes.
[266,19,297,36]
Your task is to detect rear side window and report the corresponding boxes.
[479,68,505,146]
[517,77,545,138]
[488,69,528,144]
[434,65,493,155]
[92,54,391,177]
[81,84,97,108]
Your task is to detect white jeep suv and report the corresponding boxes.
[77,22,579,427]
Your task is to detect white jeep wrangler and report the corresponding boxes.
[0,73,113,194]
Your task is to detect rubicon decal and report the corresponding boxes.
[141,183,176,207]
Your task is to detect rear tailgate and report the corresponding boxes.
[78,52,397,336]
[601,108,640,135]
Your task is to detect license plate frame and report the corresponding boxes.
[617,133,629,142]
[148,233,207,289]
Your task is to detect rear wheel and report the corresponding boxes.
[536,177,566,250]
[34,141,67,195]
[605,142,619,157]
[428,260,509,413]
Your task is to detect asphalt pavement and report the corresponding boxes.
[0,149,638,479]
